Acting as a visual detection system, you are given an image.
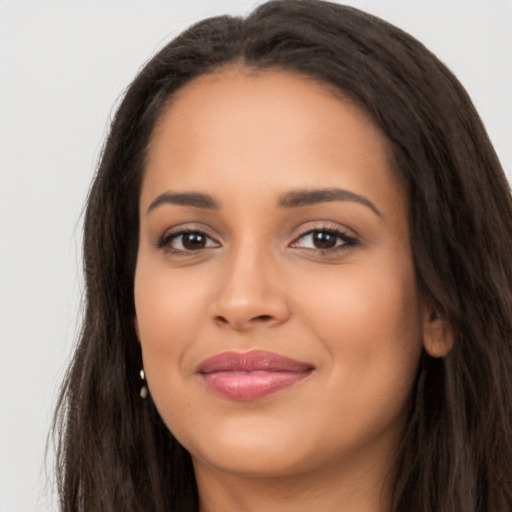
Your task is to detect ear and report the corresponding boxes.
[422,301,454,358]
[134,316,140,343]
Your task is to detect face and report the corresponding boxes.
[134,68,429,482]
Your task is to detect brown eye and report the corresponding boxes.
[158,230,220,252]
[291,228,358,252]
[312,231,338,249]
[181,232,208,250]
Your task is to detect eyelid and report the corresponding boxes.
[154,221,358,255]
[156,223,221,252]
[289,222,358,251]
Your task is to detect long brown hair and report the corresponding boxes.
[53,1,512,510]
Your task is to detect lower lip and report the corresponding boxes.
[201,370,312,401]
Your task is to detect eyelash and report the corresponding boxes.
[157,228,219,254]
[157,226,358,255]
[290,227,358,253]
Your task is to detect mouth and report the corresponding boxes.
[197,350,315,401]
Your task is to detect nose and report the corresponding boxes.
[209,244,291,331]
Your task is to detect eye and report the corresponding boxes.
[158,229,220,252]
[290,228,357,251]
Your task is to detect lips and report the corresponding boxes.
[197,350,314,401]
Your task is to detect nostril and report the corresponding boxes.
[253,315,273,322]
[214,314,274,327]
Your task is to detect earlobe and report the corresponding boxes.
[422,306,454,358]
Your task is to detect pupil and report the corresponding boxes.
[183,232,206,250]
[313,231,336,249]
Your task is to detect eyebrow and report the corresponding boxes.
[146,187,381,217]
[147,191,220,214]
[278,188,381,216]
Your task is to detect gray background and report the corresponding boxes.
[1,1,510,510]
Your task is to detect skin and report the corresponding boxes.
[134,68,449,512]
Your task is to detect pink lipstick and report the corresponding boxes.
[197,350,314,401]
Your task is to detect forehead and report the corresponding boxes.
[142,67,406,219]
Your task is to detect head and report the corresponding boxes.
[55,1,512,511]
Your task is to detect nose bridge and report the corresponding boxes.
[211,235,289,329]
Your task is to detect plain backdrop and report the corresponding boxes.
[0,1,510,511]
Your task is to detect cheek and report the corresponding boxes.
[134,262,206,390]
[135,261,206,338]
[297,258,423,390]
[134,263,213,438]
[292,263,423,450]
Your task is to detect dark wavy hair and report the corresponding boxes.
[52,1,512,510]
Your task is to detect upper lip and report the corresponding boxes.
[197,350,314,374]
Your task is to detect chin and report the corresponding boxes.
[178,415,320,477]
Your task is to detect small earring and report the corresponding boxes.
[140,369,148,399]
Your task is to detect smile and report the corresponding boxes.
[197,350,315,401]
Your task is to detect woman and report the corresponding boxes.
[53,1,512,511]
